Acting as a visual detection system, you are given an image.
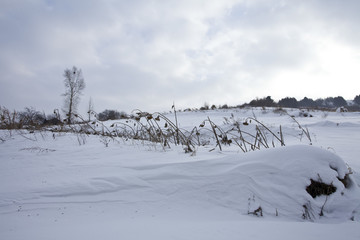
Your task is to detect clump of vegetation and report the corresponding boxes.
[0,106,62,131]
[1,103,315,153]
[0,106,18,130]
[248,206,263,217]
[302,202,315,220]
[306,180,337,198]
[98,106,291,153]
[97,109,129,121]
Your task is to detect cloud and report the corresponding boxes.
[1,0,360,115]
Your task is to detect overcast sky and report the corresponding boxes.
[1,0,360,114]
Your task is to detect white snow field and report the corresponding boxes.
[1,108,360,240]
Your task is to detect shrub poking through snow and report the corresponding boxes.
[302,202,315,220]
[306,179,337,198]
[248,206,263,217]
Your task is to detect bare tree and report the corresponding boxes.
[18,107,45,126]
[62,66,85,124]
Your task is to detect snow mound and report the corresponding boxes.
[135,145,359,221]
[204,145,360,221]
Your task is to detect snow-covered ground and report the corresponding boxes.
[1,108,360,240]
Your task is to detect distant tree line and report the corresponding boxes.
[245,95,360,110]
[185,94,360,112]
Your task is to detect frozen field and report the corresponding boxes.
[1,108,360,240]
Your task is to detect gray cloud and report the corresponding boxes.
[1,0,360,115]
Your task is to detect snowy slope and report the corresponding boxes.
[1,108,360,240]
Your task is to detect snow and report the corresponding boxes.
[1,108,360,239]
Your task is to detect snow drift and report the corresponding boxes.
[1,133,358,222]
[100,145,359,221]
